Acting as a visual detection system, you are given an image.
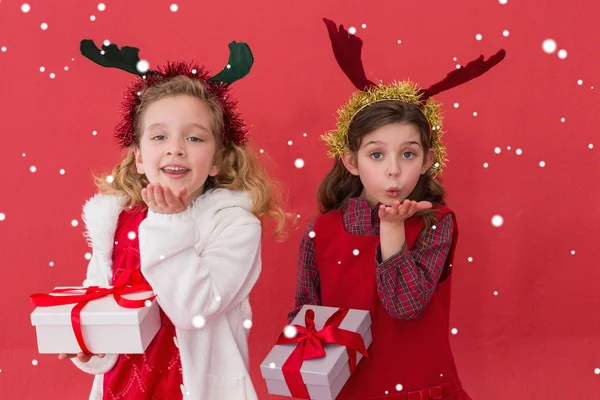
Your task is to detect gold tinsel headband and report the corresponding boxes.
[321,80,447,177]
[322,17,506,177]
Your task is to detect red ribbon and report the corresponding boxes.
[276,308,369,399]
[30,284,156,355]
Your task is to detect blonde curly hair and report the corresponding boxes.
[94,75,288,238]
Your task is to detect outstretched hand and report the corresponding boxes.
[141,183,191,214]
[378,199,432,224]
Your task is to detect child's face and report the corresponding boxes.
[134,94,219,200]
[342,122,433,207]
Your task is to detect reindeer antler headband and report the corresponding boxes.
[80,39,254,149]
[321,18,506,177]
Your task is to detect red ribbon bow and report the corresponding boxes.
[276,308,369,399]
[30,282,155,355]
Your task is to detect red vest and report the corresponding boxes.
[313,206,468,399]
[102,208,183,400]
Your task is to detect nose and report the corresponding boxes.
[387,159,401,177]
[166,138,186,157]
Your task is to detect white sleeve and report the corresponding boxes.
[81,249,107,288]
[138,207,262,330]
[71,250,119,374]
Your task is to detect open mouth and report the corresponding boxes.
[161,166,189,176]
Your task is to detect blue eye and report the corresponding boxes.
[371,152,383,160]
[402,151,415,159]
[187,137,204,142]
[152,135,166,140]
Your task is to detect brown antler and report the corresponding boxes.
[323,18,375,91]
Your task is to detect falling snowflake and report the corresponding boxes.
[491,215,504,227]
[494,147,501,154]
[308,231,316,238]
[71,220,79,227]
[0,213,5,221]
[243,319,253,329]
[21,4,31,13]
[269,362,276,369]
[353,249,360,256]
[30,166,37,173]
[503,30,510,37]
[97,3,106,11]
[451,328,458,335]
[294,158,305,168]
[475,34,483,41]
[127,231,137,240]
[287,140,293,146]
[468,257,473,262]
[59,169,65,175]
[41,22,48,30]
[516,148,523,155]
[170,4,179,12]
[348,27,357,35]
[137,60,150,73]
[49,261,54,267]
[557,49,568,59]
[539,161,546,167]
[542,39,557,54]
[192,315,206,328]
[283,325,297,338]
[395,384,403,391]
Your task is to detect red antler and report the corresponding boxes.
[421,49,506,101]
[323,18,376,91]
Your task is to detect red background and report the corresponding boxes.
[1,0,600,399]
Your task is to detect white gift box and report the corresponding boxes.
[260,305,372,400]
[30,287,161,354]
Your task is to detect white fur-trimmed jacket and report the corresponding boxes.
[72,188,261,400]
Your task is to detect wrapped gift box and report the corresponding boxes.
[30,287,161,354]
[260,305,372,400]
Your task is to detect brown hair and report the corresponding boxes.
[94,75,288,238]
[317,100,446,242]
